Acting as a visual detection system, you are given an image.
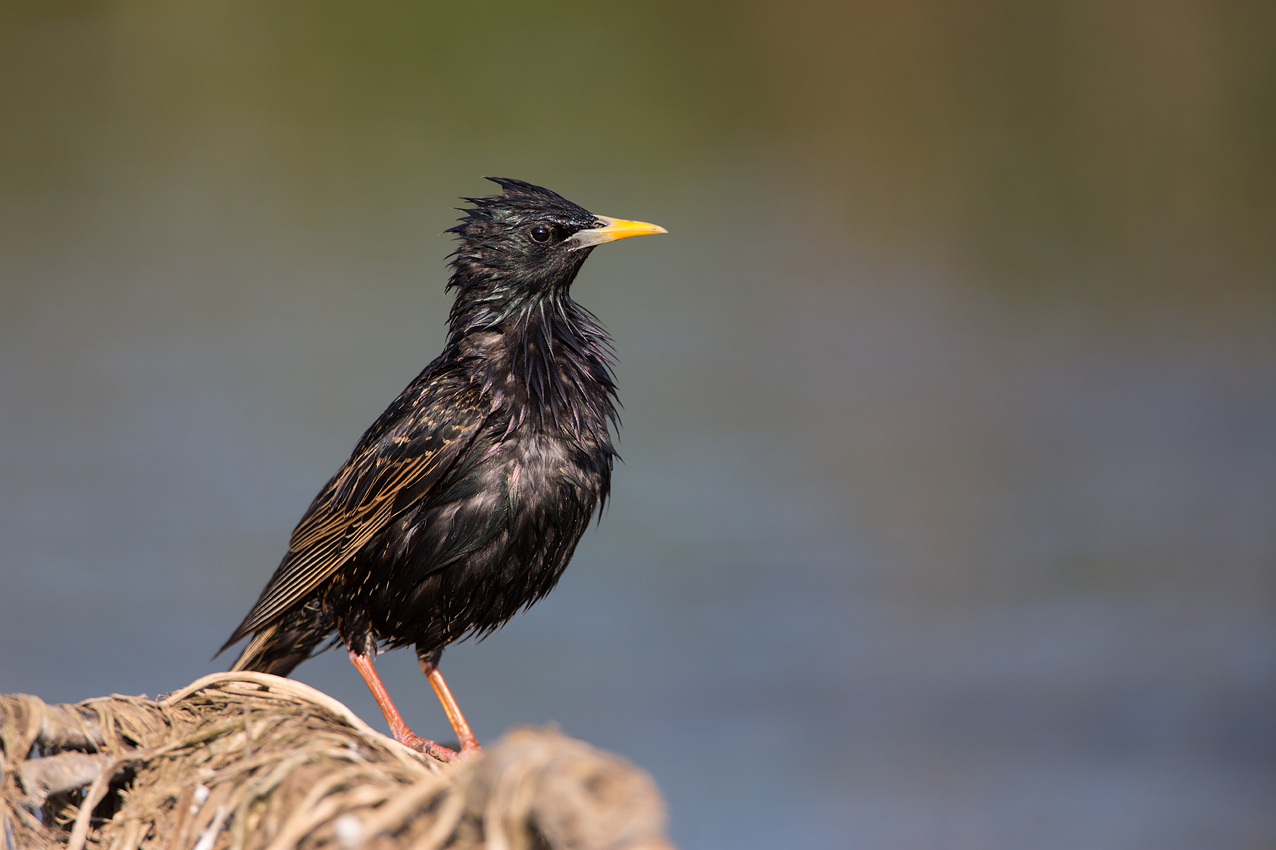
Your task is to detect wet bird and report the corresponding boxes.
[218,178,665,760]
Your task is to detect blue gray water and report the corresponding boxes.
[3,4,1275,848]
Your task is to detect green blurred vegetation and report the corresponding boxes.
[2,0,1273,296]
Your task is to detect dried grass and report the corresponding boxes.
[0,672,671,850]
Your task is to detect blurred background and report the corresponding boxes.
[2,1,1274,847]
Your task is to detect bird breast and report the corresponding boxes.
[483,431,599,514]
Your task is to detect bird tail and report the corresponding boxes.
[228,626,286,674]
[217,604,334,676]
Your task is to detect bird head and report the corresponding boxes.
[447,178,665,298]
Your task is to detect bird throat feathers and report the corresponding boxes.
[446,276,619,446]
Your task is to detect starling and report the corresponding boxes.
[218,178,665,760]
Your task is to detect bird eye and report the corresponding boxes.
[529,225,553,244]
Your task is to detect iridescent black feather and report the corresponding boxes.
[219,179,632,676]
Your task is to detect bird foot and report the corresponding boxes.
[395,730,459,761]
[394,730,481,762]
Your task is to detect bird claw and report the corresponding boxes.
[421,741,463,762]
[395,731,481,763]
[397,731,458,761]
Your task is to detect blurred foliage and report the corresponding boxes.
[2,0,1273,296]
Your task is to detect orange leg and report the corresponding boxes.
[348,649,460,762]
[418,655,482,756]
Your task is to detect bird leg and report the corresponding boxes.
[417,652,481,756]
[347,649,461,762]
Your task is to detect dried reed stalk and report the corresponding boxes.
[0,672,670,850]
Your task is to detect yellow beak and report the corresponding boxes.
[569,215,667,250]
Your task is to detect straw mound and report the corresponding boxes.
[0,672,672,850]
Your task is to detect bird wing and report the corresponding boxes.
[221,378,488,649]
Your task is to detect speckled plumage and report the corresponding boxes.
[217,181,663,754]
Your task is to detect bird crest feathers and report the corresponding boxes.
[448,177,589,234]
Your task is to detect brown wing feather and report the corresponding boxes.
[221,382,486,651]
